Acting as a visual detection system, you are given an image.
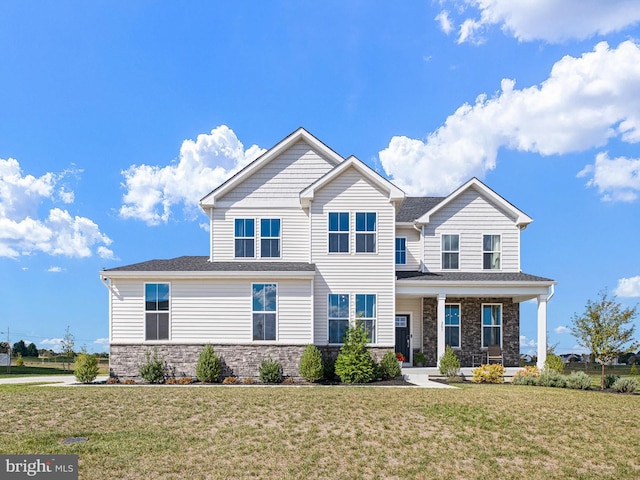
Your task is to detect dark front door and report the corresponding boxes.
[395,315,410,363]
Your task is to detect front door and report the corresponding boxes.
[395,315,410,363]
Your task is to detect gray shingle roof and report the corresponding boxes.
[396,270,554,282]
[396,197,444,223]
[104,256,315,272]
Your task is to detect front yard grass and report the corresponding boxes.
[0,383,638,479]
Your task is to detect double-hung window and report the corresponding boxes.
[444,304,460,348]
[328,212,349,253]
[483,234,501,270]
[355,212,376,253]
[442,234,459,269]
[328,294,349,344]
[260,219,280,258]
[482,304,502,347]
[145,283,169,340]
[395,237,406,265]
[356,294,376,343]
[235,219,255,258]
[252,283,277,341]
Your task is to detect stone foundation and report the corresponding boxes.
[422,297,520,367]
[109,344,393,380]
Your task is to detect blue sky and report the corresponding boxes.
[1,1,639,355]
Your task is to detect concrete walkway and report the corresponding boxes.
[0,375,109,386]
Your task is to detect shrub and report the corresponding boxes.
[74,352,99,383]
[259,356,283,384]
[106,377,120,385]
[544,353,564,373]
[604,374,620,389]
[414,351,427,366]
[222,376,238,384]
[334,325,376,384]
[514,365,540,379]
[166,377,177,385]
[565,371,592,390]
[471,364,505,384]
[123,379,136,385]
[629,363,638,376]
[611,377,639,393]
[379,351,401,380]
[15,354,24,367]
[323,356,336,381]
[139,348,167,384]
[538,369,566,388]
[439,345,460,377]
[513,374,539,386]
[298,345,324,382]
[283,377,297,384]
[242,377,255,384]
[195,344,222,383]
[177,376,193,385]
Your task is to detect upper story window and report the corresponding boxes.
[252,283,277,341]
[260,219,281,258]
[355,212,376,253]
[328,212,349,253]
[145,283,169,340]
[483,234,501,270]
[482,304,502,348]
[356,293,376,343]
[235,219,255,258]
[328,293,349,344]
[395,237,406,265]
[445,304,460,348]
[442,234,459,269]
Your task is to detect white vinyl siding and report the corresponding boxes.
[423,189,520,272]
[110,278,313,345]
[310,167,396,346]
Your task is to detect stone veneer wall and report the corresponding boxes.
[110,344,392,380]
[422,297,520,367]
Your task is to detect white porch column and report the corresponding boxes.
[536,294,548,370]
[436,293,446,367]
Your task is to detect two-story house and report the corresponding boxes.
[101,128,555,379]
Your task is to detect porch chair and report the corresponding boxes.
[487,344,503,365]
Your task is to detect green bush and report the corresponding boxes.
[413,351,427,366]
[335,325,376,384]
[611,377,639,393]
[139,348,167,384]
[74,352,99,383]
[630,363,638,376]
[15,354,24,367]
[538,369,566,388]
[323,355,336,381]
[439,345,460,377]
[544,353,564,373]
[471,364,504,383]
[565,371,592,390]
[195,344,222,383]
[512,374,538,386]
[379,351,401,380]
[298,345,324,382]
[259,356,282,384]
[604,374,620,389]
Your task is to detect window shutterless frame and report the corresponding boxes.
[252,283,277,341]
[260,218,281,258]
[328,212,349,253]
[481,303,502,348]
[444,303,461,348]
[482,234,501,270]
[355,293,376,343]
[395,237,406,265]
[327,293,349,344]
[234,218,255,258]
[355,212,376,253]
[144,283,170,341]
[441,234,460,270]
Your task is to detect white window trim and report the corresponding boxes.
[327,293,350,345]
[482,234,502,271]
[441,233,460,270]
[327,211,350,254]
[481,303,502,349]
[259,217,282,259]
[444,303,461,349]
[355,293,377,344]
[395,237,407,265]
[355,211,377,255]
[234,218,256,259]
[144,282,171,342]
[251,282,278,342]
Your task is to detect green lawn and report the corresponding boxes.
[0,359,109,378]
[0,384,638,479]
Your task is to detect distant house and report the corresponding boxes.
[101,128,556,379]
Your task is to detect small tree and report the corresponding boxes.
[571,290,639,390]
[439,345,460,377]
[334,324,376,384]
[60,326,75,371]
[75,351,99,383]
[26,342,38,358]
[12,340,27,357]
[298,345,324,382]
[195,344,221,383]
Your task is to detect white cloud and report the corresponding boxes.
[437,0,640,44]
[554,326,571,334]
[615,276,640,297]
[120,125,265,225]
[578,152,640,202]
[47,266,64,273]
[97,246,116,260]
[0,158,112,258]
[379,41,640,196]
[520,335,536,347]
[41,338,63,351]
